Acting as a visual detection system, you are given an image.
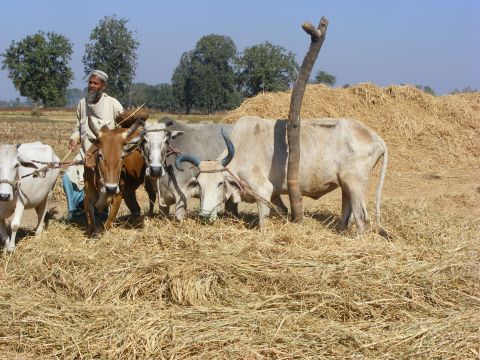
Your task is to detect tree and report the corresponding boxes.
[191,34,237,113]
[1,31,73,108]
[172,51,194,114]
[130,83,177,111]
[235,41,298,97]
[313,70,336,86]
[172,35,238,114]
[416,84,435,95]
[152,83,177,111]
[83,15,139,103]
[450,86,478,94]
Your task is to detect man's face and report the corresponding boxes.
[86,74,107,103]
[88,74,106,93]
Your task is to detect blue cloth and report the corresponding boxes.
[62,174,84,217]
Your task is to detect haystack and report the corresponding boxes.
[224,83,480,172]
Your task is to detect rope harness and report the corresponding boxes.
[21,159,84,179]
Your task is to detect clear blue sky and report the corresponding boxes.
[1,0,479,100]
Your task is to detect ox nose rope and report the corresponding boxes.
[0,178,18,189]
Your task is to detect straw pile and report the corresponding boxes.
[224,84,480,173]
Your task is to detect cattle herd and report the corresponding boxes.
[0,115,388,252]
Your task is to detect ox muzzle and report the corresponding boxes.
[148,165,163,178]
[0,179,17,202]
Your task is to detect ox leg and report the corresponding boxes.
[256,187,273,229]
[347,182,370,236]
[83,171,98,236]
[271,194,288,217]
[144,177,156,216]
[339,188,352,231]
[0,218,9,249]
[224,197,239,218]
[159,205,170,218]
[123,188,141,218]
[8,201,25,252]
[174,196,187,222]
[104,194,122,230]
[34,191,52,236]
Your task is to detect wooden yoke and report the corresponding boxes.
[287,16,329,222]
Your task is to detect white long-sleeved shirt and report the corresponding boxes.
[69,93,123,151]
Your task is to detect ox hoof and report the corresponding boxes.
[87,228,102,239]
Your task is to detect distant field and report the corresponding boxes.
[0,86,479,359]
[0,107,225,124]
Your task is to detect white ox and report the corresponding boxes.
[140,120,184,216]
[0,142,60,252]
[176,116,388,235]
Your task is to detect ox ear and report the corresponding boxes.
[224,177,242,203]
[169,130,184,139]
[126,134,143,145]
[18,159,38,169]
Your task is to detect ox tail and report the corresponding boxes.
[375,140,389,238]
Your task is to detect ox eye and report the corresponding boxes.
[14,163,20,168]
[218,181,224,188]
[188,178,198,188]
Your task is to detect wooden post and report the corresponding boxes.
[287,17,329,222]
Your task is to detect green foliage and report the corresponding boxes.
[313,70,336,86]
[130,83,177,111]
[172,51,194,114]
[172,35,238,114]
[416,84,435,95]
[83,15,139,103]
[235,41,298,97]
[1,31,73,107]
[450,86,478,94]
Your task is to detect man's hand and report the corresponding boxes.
[68,139,78,151]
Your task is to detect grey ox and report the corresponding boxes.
[0,142,60,252]
[142,118,233,220]
[176,116,388,235]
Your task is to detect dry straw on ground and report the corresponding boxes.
[0,201,478,359]
[0,84,479,359]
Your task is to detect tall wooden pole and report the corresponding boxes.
[287,17,329,222]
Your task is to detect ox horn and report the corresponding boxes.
[123,119,141,140]
[220,128,235,167]
[88,116,100,138]
[158,117,174,127]
[175,154,200,171]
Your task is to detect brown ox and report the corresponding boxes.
[84,117,145,236]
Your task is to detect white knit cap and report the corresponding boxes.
[89,69,108,83]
